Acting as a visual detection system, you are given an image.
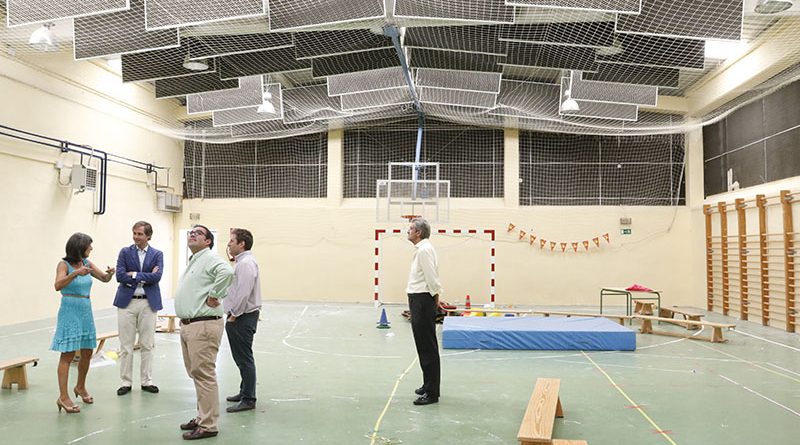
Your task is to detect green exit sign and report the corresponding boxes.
[620,228,632,235]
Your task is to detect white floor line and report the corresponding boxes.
[719,374,800,418]
[766,362,800,377]
[284,305,309,339]
[281,305,402,358]
[734,330,800,353]
[552,358,694,374]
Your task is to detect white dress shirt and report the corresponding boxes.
[406,239,442,296]
[133,245,147,296]
[224,250,263,317]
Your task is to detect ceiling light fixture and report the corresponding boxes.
[182,45,209,71]
[754,0,793,14]
[561,88,580,113]
[28,22,58,52]
[257,88,276,114]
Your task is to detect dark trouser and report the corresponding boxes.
[408,293,440,398]
[225,310,259,403]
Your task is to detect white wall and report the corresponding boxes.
[0,52,183,326]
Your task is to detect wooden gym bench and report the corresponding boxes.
[632,300,656,315]
[0,356,39,390]
[95,331,119,356]
[536,310,631,326]
[518,378,565,445]
[635,315,735,343]
[658,306,705,330]
[156,314,179,333]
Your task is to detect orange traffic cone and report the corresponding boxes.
[465,294,471,310]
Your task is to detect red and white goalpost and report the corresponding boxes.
[373,228,496,305]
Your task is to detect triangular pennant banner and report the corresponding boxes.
[507,223,516,232]
[529,234,537,245]
[550,241,556,251]
[583,240,590,251]
[560,242,567,252]
[592,237,600,247]
[540,239,546,249]
[572,242,578,252]
[519,230,526,240]
[603,233,610,243]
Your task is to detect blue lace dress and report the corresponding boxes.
[50,260,97,352]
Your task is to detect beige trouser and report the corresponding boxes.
[180,318,224,432]
[118,299,157,386]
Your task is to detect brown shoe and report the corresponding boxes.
[180,418,199,431]
[183,427,218,440]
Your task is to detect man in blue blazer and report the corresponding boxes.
[114,221,164,396]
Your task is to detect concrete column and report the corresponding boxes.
[504,127,520,207]
[684,128,705,209]
[327,128,343,206]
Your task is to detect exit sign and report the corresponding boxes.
[620,228,632,235]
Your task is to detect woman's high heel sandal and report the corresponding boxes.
[56,398,81,414]
[73,388,94,404]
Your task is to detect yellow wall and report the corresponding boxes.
[178,199,705,309]
[0,52,183,326]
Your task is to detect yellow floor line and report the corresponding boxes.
[582,351,678,445]
[694,341,800,384]
[369,356,419,445]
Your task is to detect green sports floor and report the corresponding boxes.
[1,302,798,445]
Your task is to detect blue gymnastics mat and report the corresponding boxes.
[442,316,636,351]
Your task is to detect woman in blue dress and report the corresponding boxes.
[52,232,114,413]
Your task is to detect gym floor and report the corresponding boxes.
[0,302,798,444]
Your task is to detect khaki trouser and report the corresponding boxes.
[180,318,224,432]
[118,299,157,386]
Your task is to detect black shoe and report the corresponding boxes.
[226,401,256,413]
[141,385,159,394]
[413,394,439,406]
[117,386,132,396]
[180,418,199,431]
[182,427,218,440]
[226,394,242,402]
[414,386,425,396]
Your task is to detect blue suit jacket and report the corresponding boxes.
[114,244,164,311]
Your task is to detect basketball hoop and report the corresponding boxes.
[376,162,450,223]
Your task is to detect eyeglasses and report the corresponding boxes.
[188,229,207,237]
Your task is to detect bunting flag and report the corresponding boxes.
[508,221,612,253]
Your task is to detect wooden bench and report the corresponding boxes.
[156,314,179,333]
[518,378,564,445]
[95,331,119,356]
[658,306,704,330]
[632,300,655,315]
[0,356,39,389]
[635,315,735,343]
[536,311,631,326]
